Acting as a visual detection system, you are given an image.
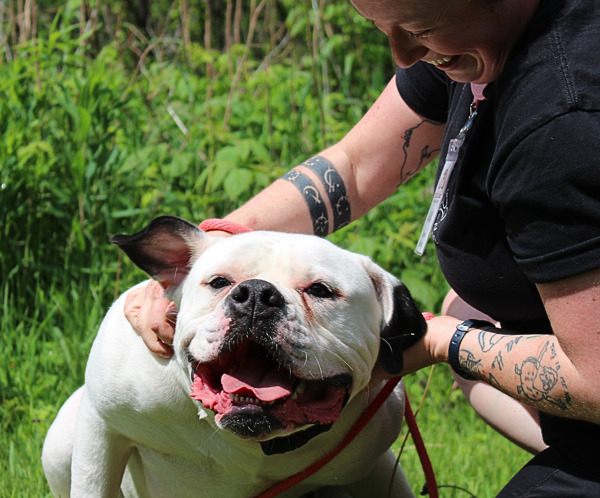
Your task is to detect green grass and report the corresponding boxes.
[397,366,531,497]
[1,277,111,497]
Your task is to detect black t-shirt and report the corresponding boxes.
[396,0,600,451]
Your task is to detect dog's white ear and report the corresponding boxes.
[363,258,426,375]
[111,216,212,293]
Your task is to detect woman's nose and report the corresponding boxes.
[387,27,428,68]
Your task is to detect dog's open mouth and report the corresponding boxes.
[189,340,351,440]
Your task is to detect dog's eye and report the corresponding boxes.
[305,282,335,299]
[209,277,231,290]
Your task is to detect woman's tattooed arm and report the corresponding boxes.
[281,118,442,236]
[458,330,573,414]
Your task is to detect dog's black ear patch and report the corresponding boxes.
[111,216,206,291]
[378,282,426,375]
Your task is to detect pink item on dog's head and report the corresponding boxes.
[198,218,253,234]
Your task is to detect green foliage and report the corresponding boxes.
[0,3,527,496]
[0,0,401,316]
[398,366,531,496]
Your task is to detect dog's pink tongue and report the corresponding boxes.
[221,358,293,402]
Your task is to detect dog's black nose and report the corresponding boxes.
[229,279,285,320]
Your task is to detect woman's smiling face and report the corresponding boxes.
[351,0,539,83]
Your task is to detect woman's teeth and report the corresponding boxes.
[428,56,454,66]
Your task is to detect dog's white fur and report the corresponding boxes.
[42,217,423,497]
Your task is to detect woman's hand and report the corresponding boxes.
[400,315,461,375]
[369,314,460,388]
[124,280,178,359]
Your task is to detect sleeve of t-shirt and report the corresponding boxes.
[491,110,600,283]
[395,63,449,123]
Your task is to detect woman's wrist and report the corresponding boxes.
[426,316,463,364]
[397,315,462,375]
[447,319,497,380]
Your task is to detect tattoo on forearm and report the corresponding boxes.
[463,331,573,411]
[478,330,506,352]
[304,156,351,231]
[492,350,504,370]
[459,350,483,379]
[514,340,571,410]
[398,119,442,185]
[281,156,351,235]
[488,372,501,389]
[281,169,329,236]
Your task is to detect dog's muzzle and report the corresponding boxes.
[189,279,352,449]
[224,279,286,347]
[229,279,285,321]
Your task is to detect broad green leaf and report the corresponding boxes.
[224,168,253,199]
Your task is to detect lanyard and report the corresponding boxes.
[414,100,481,256]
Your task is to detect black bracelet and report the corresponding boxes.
[448,319,496,380]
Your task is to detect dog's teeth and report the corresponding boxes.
[289,379,306,400]
[228,393,270,405]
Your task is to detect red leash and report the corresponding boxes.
[198,220,438,497]
[256,314,439,498]
[403,386,438,498]
[255,377,402,498]
[255,376,438,498]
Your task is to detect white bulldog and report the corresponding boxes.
[42,216,426,497]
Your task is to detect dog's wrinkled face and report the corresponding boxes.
[112,217,425,451]
[178,233,382,441]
